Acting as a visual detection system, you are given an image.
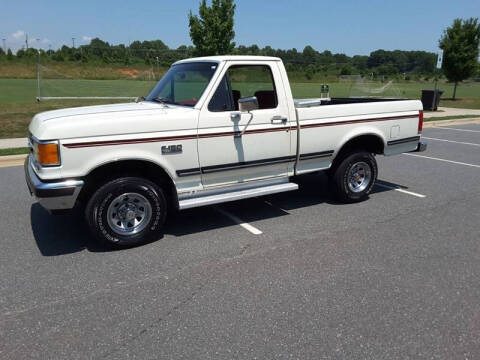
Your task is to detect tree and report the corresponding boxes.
[16,49,26,58]
[439,18,480,99]
[262,45,275,57]
[340,66,352,76]
[305,64,316,80]
[188,0,236,56]
[352,55,368,70]
[246,44,259,55]
[302,45,317,64]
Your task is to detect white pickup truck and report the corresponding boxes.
[26,55,426,248]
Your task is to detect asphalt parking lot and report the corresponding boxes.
[1,123,479,359]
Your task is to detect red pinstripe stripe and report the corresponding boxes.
[63,135,198,148]
[299,114,418,129]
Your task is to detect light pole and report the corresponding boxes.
[72,37,75,48]
[155,56,160,80]
[2,39,5,52]
[35,38,41,59]
[35,38,41,101]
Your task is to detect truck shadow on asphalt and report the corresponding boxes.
[30,173,403,256]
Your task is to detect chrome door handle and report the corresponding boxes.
[271,115,287,124]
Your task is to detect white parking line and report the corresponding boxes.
[435,127,480,133]
[214,206,263,235]
[404,153,480,168]
[422,137,480,147]
[264,200,289,213]
[375,182,426,198]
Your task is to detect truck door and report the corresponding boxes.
[198,62,293,188]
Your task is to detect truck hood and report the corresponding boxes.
[29,102,198,140]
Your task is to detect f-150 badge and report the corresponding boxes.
[162,144,182,154]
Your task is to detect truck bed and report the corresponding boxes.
[293,97,423,175]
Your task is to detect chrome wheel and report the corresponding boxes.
[106,193,152,235]
[347,161,372,193]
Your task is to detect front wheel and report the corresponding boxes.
[330,151,378,203]
[85,177,167,248]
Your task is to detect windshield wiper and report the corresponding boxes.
[151,97,176,105]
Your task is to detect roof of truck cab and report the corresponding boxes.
[173,55,281,65]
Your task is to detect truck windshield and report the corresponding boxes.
[146,62,218,107]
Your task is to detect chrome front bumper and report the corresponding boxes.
[24,157,84,211]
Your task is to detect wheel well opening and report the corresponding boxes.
[333,135,384,166]
[77,160,177,210]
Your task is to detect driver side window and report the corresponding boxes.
[208,64,278,112]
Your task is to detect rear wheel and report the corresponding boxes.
[85,177,167,248]
[330,151,377,203]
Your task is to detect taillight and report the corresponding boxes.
[418,110,423,134]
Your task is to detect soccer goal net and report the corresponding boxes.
[339,75,402,98]
[36,47,189,102]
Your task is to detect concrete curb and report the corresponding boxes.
[423,117,480,128]
[0,154,28,168]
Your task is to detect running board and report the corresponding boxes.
[179,182,298,210]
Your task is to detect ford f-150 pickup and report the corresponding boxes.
[25,55,426,248]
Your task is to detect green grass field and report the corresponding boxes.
[1,77,479,139]
[0,147,29,156]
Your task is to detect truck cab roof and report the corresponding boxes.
[173,55,282,65]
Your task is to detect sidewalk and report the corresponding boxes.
[0,137,28,149]
[424,107,480,118]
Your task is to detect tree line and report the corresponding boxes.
[0,38,440,78]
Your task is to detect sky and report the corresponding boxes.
[1,0,479,55]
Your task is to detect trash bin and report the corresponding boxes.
[421,90,443,111]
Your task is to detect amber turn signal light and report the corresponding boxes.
[36,143,60,166]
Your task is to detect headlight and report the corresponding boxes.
[30,137,61,167]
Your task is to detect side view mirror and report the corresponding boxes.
[238,96,259,112]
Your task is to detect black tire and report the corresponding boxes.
[330,151,377,203]
[85,177,167,249]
